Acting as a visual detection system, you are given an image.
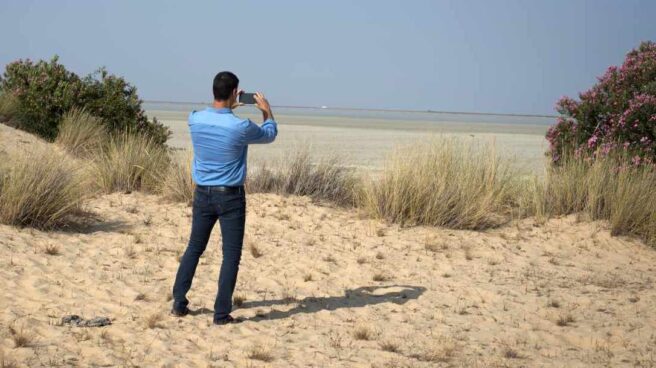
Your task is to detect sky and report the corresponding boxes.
[0,0,654,115]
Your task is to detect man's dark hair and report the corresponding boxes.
[213,71,239,101]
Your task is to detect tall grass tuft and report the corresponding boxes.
[0,145,87,228]
[359,138,518,230]
[247,146,358,206]
[520,156,656,246]
[91,132,169,194]
[55,108,107,157]
[0,91,19,125]
[161,150,194,204]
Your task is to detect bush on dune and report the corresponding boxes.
[0,145,88,229]
[0,56,170,145]
[359,138,518,230]
[547,41,656,164]
[91,132,169,194]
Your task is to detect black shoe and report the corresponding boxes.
[213,315,242,325]
[170,306,190,317]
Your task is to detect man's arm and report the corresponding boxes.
[244,92,277,144]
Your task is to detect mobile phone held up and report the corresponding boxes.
[239,92,256,105]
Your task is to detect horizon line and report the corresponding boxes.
[142,100,558,119]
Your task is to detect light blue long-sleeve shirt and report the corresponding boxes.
[189,107,277,186]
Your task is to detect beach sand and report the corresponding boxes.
[2,123,656,367]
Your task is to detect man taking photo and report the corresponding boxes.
[171,71,277,325]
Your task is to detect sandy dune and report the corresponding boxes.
[2,190,656,367]
[1,122,656,367]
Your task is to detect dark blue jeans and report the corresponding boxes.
[172,185,246,321]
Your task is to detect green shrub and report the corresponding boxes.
[0,91,19,123]
[55,108,107,157]
[0,56,171,144]
[547,41,656,164]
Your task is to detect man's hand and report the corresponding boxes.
[254,92,274,121]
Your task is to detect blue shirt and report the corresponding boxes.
[189,107,277,186]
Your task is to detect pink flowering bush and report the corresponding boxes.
[547,41,656,164]
[0,56,171,145]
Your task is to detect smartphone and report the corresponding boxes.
[239,92,256,105]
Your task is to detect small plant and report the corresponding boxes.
[379,339,401,353]
[8,325,34,348]
[372,272,390,282]
[134,293,147,302]
[413,337,457,363]
[233,294,246,307]
[44,244,60,256]
[145,313,163,329]
[556,313,575,327]
[303,273,313,282]
[246,343,274,362]
[353,324,376,341]
[249,242,263,258]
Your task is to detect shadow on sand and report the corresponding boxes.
[192,285,425,322]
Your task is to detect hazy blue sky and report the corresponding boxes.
[0,0,654,115]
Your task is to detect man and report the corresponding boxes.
[171,71,277,325]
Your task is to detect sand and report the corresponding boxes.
[2,123,656,367]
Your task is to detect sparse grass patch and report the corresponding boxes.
[372,272,391,282]
[247,145,358,206]
[413,336,457,363]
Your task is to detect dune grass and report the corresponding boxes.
[0,145,88,228]
[247,145,358,206]
[0,92,18,121]
[91,131,169,194]
[55,108,107,157]
[520,156,656,246]
[160,150,194,204]
[358,138,519,230]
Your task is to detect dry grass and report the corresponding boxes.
[55,108,106,157]
[520,156,656,247]
[352,324,376,341]
[246,343,274,362]
[91,132,169,194]
[247,145,358,206]
[0,145,88,229]
[145,313,164,329]
[359,138,518,230]
[160,150,194,204]
[8,325,34,348]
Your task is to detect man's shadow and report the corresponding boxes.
[193,285,425,322]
